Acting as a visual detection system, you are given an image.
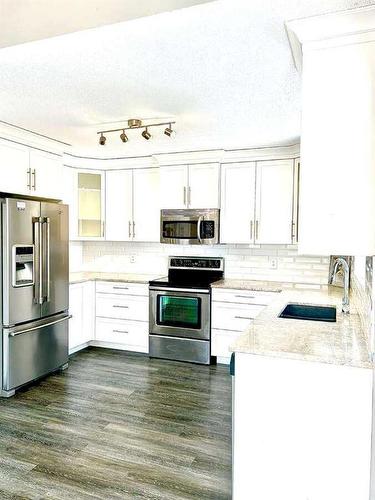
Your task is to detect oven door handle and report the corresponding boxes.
[197,216,203,243]
[149,286,210,294]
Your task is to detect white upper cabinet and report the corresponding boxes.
[160,163,220,209]
[62,167,78,240]
[220,162,256,244]
[0,140,30,196]
[105,167,160,242]
[106,170,133,241]
[188,163,220,208]
[221,160,297,245]
[160,165,187,209]
[29,150,63,200]
[255,160,295,244]
[133,168,160,242]
[77,170,105,239]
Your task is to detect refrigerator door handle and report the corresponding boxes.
[33,217,43,305]
[9,315,72,337]
[43,217,51,302]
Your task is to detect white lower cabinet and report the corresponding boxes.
[69,281,95,353]
[211,288,279,363]
[94,281,149,352]
[233,352,373,500]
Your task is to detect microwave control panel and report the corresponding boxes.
[201,220,215,239]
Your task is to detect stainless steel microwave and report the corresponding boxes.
[160,209,220,245]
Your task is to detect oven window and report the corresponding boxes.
[162,221,198,239]
[157,295,201,329]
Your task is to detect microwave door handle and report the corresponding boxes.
[197,216,203,243]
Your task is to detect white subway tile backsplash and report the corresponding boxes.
[73,241,330,285]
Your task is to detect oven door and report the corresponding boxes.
[160,209,219,245]
[149,287,210,340]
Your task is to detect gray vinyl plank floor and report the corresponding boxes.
[0,348,232,499]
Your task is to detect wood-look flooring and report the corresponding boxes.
[0,348,232,499]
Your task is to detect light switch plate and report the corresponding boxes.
[269,258,278,270]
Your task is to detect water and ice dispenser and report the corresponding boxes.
[12,245,34,287]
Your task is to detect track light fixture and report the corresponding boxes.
[97,118,176,145]
[120,130,128,143]
[99,133,106,146]
[164,123,175,137]
[141,127,151,140]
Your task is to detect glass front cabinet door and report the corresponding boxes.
[77,171,105,239]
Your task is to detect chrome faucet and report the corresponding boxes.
[328,257,350,314]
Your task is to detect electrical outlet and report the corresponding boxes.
[269,258,278,270]
[130,255,136,264]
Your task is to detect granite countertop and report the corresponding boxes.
[230,284,372,369]
[69,272,163,285]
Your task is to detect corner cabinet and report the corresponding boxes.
[160,163,220,209]
[221,159,298,245]
[0,139,63,200]
[106,167,160,242]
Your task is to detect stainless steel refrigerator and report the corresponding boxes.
[0,197,69,397]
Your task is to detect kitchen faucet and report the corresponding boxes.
[328,257,350,314]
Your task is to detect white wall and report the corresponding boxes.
[77,241,330,285]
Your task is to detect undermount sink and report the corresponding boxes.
[279,303,337,323]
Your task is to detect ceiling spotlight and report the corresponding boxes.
[142,127,151,140]
[164,124,176,137]
[99,133,106,146]
[120,130,128,143]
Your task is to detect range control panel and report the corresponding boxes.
[169,257,223,270]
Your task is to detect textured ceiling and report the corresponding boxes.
[0,0,373,156]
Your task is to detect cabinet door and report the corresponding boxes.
[255,160,294,244]
[188,163,220,208]
[133,168,160,242]
[0,140,30,195]
[159,165,188,209]
[220,162,256,243]
[77,170,105,239]
[82,281,95,344]
[69,284,83,351]
[106,170,133,241]
[62,167,78,240]
[29,150,63,200]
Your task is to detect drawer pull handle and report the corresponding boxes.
[112,329,128,334]
[235,295,256,299]
[234,316,254,320]
[113,305,129,309]
[113,286,129,290]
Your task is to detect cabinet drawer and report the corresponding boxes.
[211,328,242,359]
[96,293,148,321]
[212,288,278,305]
[95,317,148,352]
[96,281,148,296]
[212,302,265,331]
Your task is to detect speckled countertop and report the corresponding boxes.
[229,283,372,369]
[69,272,163,285]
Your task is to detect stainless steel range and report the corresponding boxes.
[149,256,224,365]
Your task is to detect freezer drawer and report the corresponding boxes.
[3,313,69,391]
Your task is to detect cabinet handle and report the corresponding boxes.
[255,220,259,240]
[291,221,296,243]
[250,220,253,240]
[132,221,135,238]
[101,221,105,238]
[128,221,131,239]
[112,329,128,334]
[113,305,129,309]
[113,286,129,290]
[183,186,186,206]
[235,295,255,299]
[234,316,254,320]
[27,168,31,190]
[32,169,36,190]
[188,186,191,207]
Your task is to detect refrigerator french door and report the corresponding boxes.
[1,198,69,396]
